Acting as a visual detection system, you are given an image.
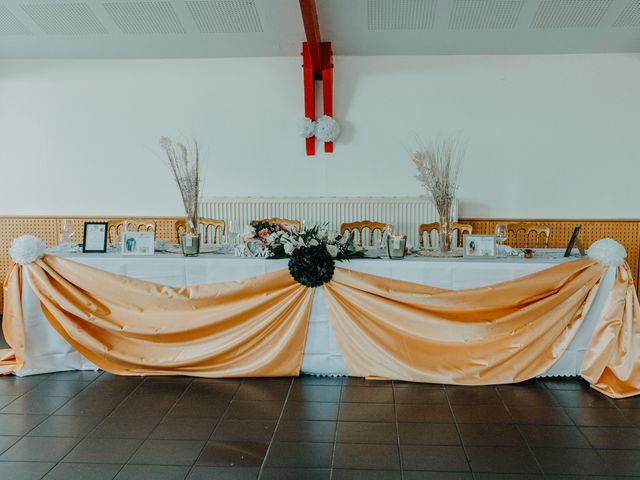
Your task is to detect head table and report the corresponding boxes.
[10,251,615,381]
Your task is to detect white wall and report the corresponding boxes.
[0,54,638,218]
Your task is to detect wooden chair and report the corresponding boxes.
[107,219,156,243]
[419,222,473,248]
[506,223,550,248]
[175,218,225,244]
[250,217,301,232]
[340,221,388,247]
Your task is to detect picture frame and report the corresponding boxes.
[564,224,586,257]
[82,222,108,253]
[463,234,496,258]
[121,231,155,255]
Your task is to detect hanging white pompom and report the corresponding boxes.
[298,117,316,138]
[315,115,340,142]
[587,238,627,267]
[10,235,45,265]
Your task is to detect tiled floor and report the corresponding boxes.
[0,372,639,480]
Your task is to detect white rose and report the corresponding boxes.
[242,226,256,242]
[309,239,319,246]
[284,242,295,255]
[326,244,338,258]
[327,230,336,242]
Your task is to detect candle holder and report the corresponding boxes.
[387,235,407,259]
[180,233,200,257]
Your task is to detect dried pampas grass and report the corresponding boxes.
[411,137,465,216]
[160,136,200,230]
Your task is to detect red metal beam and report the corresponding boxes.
[299,0,322,79]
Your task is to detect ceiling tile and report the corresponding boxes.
[614,0,640,27]
[20,2,108,35]
[449,0,523,30]
[102,1,185,34]
[186,0,263,33]
[531,0,613,29]
[0,4,30,35]
[367,0,438,30]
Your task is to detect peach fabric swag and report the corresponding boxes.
[2,255,640,397]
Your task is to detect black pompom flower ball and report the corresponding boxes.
[288,244,335,288]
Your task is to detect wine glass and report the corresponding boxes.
[495,224,508,257]
[60,219,75,245]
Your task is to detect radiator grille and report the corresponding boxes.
[200,196,455,247]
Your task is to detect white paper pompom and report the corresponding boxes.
[298,117,316,138]
[10,235,45,265]
[587,238,627,267]
[315,115,340,142]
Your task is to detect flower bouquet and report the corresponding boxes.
[240,222,365,287]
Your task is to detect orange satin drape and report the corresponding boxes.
[581,263,640,397]
[3,254,640,397]
[3,255,314,377]
[322,259,632,396]
[322,260,640,397]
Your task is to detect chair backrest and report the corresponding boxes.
[107,219,156,243]
[506,223,550,248]
[418,222,473,248]
[250,217,301,232]
[340,220,388,247]
[175,218,225,244]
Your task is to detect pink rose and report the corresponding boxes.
[259,228,269,239]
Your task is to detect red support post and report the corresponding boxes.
[321,42,333,153]
[302,42,315,156]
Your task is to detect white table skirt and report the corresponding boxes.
[16,252,615,379]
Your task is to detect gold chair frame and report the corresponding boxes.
[506,223,551,248]
[175,218,225,244]
[340,221,388,247]
[250,217,301,232]
[107,219,156,243]
[419,222,473,248]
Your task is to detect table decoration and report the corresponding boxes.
[3,235,640,397]
[82,222,108,253]
[160,136,201,256]
[413,248,464,258]
[386,234,407,259]
[412,138,465,253]
[463,234,497,257]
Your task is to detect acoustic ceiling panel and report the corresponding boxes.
[367,0,437,30]
[614,0,640,27]
[449,0,523,30]
[186,0,263,33]
[531,0,613,29]
[0,5,30,34]
[20,2,108,35]
[103,2,185,34]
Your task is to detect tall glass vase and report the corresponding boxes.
[438,203,454,254]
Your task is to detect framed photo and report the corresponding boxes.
[464,234,496,258]
[121,231,155,255]
[82,222,108,253]
[564,224,586,257]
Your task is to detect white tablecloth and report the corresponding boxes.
[16,252,615,378]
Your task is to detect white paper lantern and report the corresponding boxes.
[587,238,627,267]
[298,117,316,138]
[315,115,340,142]
[10,235,45,265]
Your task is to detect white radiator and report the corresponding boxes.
[200,196,457,248]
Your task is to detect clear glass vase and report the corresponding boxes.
[181,216,200,257]
[438,203,454,254]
